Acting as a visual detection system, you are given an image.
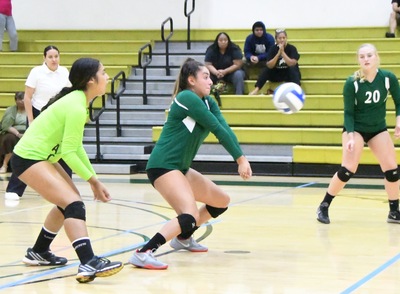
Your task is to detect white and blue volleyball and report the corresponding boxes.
[272,82,305,114]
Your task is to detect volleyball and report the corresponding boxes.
[272,82,305,114]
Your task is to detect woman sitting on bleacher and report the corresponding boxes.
[249,29,301,95]
[204,32,246,95]
[0,91,25,173]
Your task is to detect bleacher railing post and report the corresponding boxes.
[88,94,106,163]
[184,0,195,50]
[111,70,126,137]
[161,17,174,76]
[138,43,152,105]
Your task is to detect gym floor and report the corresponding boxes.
[0,173,399,293]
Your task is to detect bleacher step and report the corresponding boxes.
[92,163,137,174]
[293,145,400,165]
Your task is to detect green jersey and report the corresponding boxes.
[343,69,400,133]
[146,90,243,171]
[13,90,96,181]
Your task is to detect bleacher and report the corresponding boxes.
[0,27,398,176]
[150,27,400,176]
[0,29,154,135]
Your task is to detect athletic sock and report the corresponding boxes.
[72,237,94,264]
[322,192,335,206]
[389,199,399,212]
[139,233,166,252]
[32,226,57,253]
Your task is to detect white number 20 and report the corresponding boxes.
[365,90,380,103]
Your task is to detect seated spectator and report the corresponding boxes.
[249,29,301,95]
[243,21,275,78]
[0,91,25,173]
[386,0,400,38]
[205,32,245,95]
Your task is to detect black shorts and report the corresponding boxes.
[146,168,188,187]
[343,128,387,143]
[10,153,42,178]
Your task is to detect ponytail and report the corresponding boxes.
[41,87,75,112]
[352,69,365,82]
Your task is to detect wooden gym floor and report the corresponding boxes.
[0,172,399,293]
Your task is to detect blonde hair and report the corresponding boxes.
[353,43,380,81]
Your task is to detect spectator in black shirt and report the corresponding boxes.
[249,29,301,95]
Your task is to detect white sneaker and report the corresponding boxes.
[5,192,20,201]
[170,237,208,252]
[128,250,168,270]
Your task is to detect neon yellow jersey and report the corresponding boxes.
[13,90,96,181]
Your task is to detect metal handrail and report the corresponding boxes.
[138,43,152,104]
[111,70,126,137]
[161,17,174,76]
[184,0,195,50]
[88,94,106,162]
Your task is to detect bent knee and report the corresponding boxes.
[221,194,231,207]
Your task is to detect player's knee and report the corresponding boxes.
[64,201,86,221]
[177,213,197,234]
[206,205,228,218]
[217,193,231,207]
[337,166,354,182]
[385,168,399,182]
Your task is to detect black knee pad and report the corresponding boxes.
[206,205,228,218]
[64,201,86,221]
[337,166,354,182]
[177,213,196,234]
[57,206,65,217]
[385,168,399,182]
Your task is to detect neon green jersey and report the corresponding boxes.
[13,90,96,181]
[146,90,243,171]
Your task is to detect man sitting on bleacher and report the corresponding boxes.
[243,21,275,79]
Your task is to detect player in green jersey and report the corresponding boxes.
[129,58,252,269]
[11,58,123,282]
[317,44,400,224]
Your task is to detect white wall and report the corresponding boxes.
[13,0,391,30]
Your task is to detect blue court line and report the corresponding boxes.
[340,252,400,293]
[296,182,316,188]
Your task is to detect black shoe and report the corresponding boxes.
[76,256,124,283]
[317,202,330,224]
[385,32,395,38]
[387,210,400,223]
[22,248,68,266]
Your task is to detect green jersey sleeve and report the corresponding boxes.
[179,92,243,160]
[388,71,400,117]
[343,77,356,132]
